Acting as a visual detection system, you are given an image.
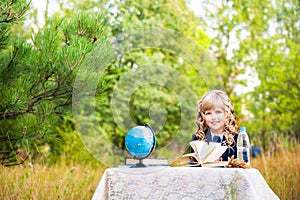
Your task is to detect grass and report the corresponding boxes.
[0,160,106,200]
[0,145,299,199]
[251,144,300,200]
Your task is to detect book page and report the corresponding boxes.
[181,153,200,163]
[181,153,201,166]
[189,141,217,161]
[202,144,227,163]
[185,141,228,167]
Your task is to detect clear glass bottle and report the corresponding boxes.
[237,126,250,164]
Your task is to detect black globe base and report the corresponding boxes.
[130,159,148,168]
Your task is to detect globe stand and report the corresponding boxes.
[129,158,148,168]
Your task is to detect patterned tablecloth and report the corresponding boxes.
[92,167,279,200]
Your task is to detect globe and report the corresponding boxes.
[125,124,156,160]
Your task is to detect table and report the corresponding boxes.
[92,166,279,200]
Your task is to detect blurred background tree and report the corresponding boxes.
[198,0,299,150]
[92,0,215,160]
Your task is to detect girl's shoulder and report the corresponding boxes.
[233,133,239,140]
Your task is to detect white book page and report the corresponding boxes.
[203,145,227,163]
[189,141,217,161]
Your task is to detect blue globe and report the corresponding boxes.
[125,125,156,159]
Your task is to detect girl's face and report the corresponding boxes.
[204,106,226,134]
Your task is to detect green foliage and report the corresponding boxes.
[0,0,29,49]
[200,0,300,149]
[241,0,300,147]
[47,114,99,165]
[90,0,215,160]
[0,1,109,165]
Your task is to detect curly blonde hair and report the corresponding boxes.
[195,90,238,147]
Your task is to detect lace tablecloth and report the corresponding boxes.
[92,167,279,200]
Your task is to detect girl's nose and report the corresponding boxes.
[211,112,217,119]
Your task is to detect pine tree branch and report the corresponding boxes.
[5,46,19,74]
[0,91,23,113]
[0,3,28,24]
[58,51,85,88]
[92,18,98,43]
[76,19,89,36]
[29,64,41,92]
[0,126,26,141]
[0,50,84,120]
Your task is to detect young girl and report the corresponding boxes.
[191,90,239,161]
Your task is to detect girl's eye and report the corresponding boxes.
[205,112,211,115]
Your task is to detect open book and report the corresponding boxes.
[181,140,228,167]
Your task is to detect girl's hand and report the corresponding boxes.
[215,157,223,162]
